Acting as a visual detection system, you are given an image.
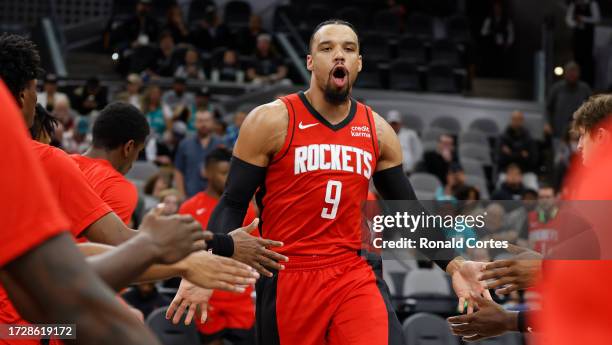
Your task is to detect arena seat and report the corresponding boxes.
[403,269,451,296]
[402,114,425,134]
[459,144,492,166]
[430,116,461,135]
[373,9,402,35]
[355,59,383,89]
[426,64,459,93]
[389,61,422,91]
[430,39,460,66]
[464,174,490,199]
[223,0,251,29]
[446,15,471,44]
[460,157,486,179]
[405,13,434,40]
[469,118,501,137]
[410,173,443,195]
[459,130,489,147]
[147,307,200,345]
[337,7,365,31]
[361,33,392,61]
[397,36,428,65]
[188,0,216,25]
[403,313,460,345]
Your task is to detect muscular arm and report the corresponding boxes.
[1,233,160,345]
[82,211,139,245]
[372,112,463,273]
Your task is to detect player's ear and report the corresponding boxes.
[306,54,313,72]
[357,55,362,73]
[596,127,610,144]
[123,140,135,157]
[17,89,26,108]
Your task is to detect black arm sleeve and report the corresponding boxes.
[372,165,460,270]
[206,156,267,257]
[517,310,535,333]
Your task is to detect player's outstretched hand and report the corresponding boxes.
[166,279,213,325]
[139,206,210,264]
[182,250,259,291]
[229,218,289,277]
[479,244,543,295]
[451,260,492,314]
[447,293,518,342]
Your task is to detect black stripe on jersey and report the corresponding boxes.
[364,105,379,160]
[298,91,357,131]
[271,97,296,165]
[255,271,281,345]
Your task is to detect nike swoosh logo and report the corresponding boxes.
[298,121,319,130]
[196,208,206,215]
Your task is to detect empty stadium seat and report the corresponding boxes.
[337,6,365,31]
[405,13,434,40]
[403,313,460,345]
[460,157,486,179]
[382,259,415,298]
[469,118,501,137]
[397,36,428,65]
[426,64,458,93]
[446,15,471,43]
[373,9,402,35]
[355,59,382,89]
[147,307,200,345]
[188,0,216,24]
[430,116,461,134]
[389,61,422,91]
[460,144,492,166]
[402,114,425,134]
[361,33,391,61]
[127,161,159,181]
[430,39,460,66]
[403,268,451,296]
[465,174,490,200]
[421,127,446,142]
[459,130,489,147]
[410,173,442,194]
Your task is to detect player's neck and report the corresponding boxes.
[304,89,351,125]
[84,148,121,172]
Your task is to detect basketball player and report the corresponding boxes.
[168,20,490,345]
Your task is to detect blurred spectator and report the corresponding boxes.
[491,163,527,201]
[421,133,457,185]
[386,110,423,174]
[566,0,601,85]
[455,185,484,218]
[190,4,232,51]
[508,188,538,248]
[73,77,108,116]
[212,116,228,138]
[142,85,167,138]
[498,110,537,175]
[116,0,160,51]
[211,49,245,83]
[553,129,580,190]
[162,77,196,125]
[37,74,68,111]
[480,203,518,257]
[480,0,514,77]
[195,87,215,113]
[224,111,247,148]
[52,97,76,132]
[117,74,143,110]
[384,0,407,28]
[158,188,183,215]
[547,61,592,138]
[174,110,222,197]
[164,4,189,44]
[436,163,466,201]
[121,283,170,320]
[174,47,206,80]
[144,168,175,198]
[525,183,559,254]
[235,15,267,55]
[149,31,177,77]
[63,116,92,154]
[247,34,288,85]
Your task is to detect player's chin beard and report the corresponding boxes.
[323,71,351,105]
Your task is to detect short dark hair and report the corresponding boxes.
[572,94,612,134]
[30,104,59,140]
[205,147,232,167]
[0,33,41,100]
[309,19,359,53]
[92,102,150,150]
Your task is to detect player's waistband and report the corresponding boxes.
[282,250,363,271]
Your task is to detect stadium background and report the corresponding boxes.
[1,0,609,344]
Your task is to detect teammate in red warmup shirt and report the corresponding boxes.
[179,148,257,345]
[168,20,490,345]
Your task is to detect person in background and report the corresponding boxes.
[190,4,232,51]
[148,31,177,78]
[142,84,167,138]
[224,111,247,148]
[175,47,206,80]
[162,76,196,125]
[174,110,222,198]
[386,110,423,174]
[492,163,527,202]
[566,0,601,85]
[480,0,515,77]
[116,0,160,52]
[117,74,143,110]
[158,188,183,216]
[211,49,245,83]
[421,133,457,185]
[247,34,288,85]
[164,4,189,44]
[525,183,560,254]
[195,87,215,114]
[436,163,466,202]
[52,97,76,132]
[547,61,592,138]
[236,15,267,55]
[37,73,68,111]
[144,169,175,199]
[497,110,537,188]
[121,283,171,320]
[63,116,92,154]
[73,77,108,116]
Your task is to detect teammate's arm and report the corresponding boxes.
[1,233,162,345]
[206,100,289,276]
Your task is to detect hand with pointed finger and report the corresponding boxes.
[182,250,259,291]
[139,208,210,264]
[165,279,213,325]
[451,260,492,314]
[447,293,518,342]
[229,218,289,277]
[479,244,543,295]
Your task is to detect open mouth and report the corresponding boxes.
[331,65,348,88]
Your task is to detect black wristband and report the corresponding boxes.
[207,233,234,257]
[517,311,528,333]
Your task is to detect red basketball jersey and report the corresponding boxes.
[257,92,379,257]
